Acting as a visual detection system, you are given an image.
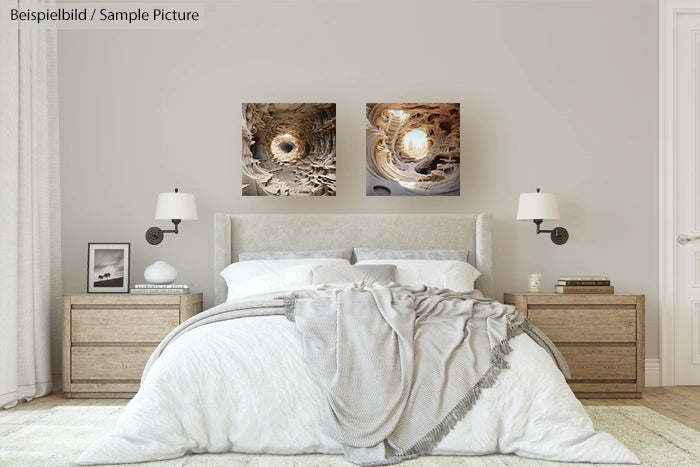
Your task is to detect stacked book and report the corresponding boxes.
[131,284,191,294]
[555,276,613,294]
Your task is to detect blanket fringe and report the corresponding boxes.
[275,294,299,322]
[402,323,525,458]
[359,322,528,467]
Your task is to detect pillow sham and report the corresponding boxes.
[238,248,353,262]
[353,248,468,263]
[355,259,480,292]
[312,264,396,286]
[221,258,350,301]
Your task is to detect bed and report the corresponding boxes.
[77,213,639,465]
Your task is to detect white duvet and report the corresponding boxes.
[77,297,640,465]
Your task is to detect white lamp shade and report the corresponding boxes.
[154,192,198,220]
[516,191,560,221]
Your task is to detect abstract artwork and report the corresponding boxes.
[366,103,460,196]
[242,103,336,196]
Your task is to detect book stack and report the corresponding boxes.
[131,284,191,294]
[555,276,613,294]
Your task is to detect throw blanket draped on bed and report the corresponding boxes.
[290,283,569,466]
[139,283,569,467]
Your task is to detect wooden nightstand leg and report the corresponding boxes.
[637,295,645,395]
[62,295,71,397]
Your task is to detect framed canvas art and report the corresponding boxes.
[87,243,130,293]
[366,103,460,196]
[242,103,336,196]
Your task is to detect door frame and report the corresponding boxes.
[659,0,700,386]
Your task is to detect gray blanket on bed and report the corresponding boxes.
[290,283,569,466]
[141,284,568,466]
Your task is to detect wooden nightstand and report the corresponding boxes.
[503,292,644,399]
[62,293,203,398]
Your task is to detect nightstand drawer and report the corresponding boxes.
[72,308,180,343]
[71,346,155,380]
[559,345,637,381]
[528,308,636,343]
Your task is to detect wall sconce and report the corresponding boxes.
[516,188,569,245]
[145,188,198,245]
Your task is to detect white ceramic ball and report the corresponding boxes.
[144,261,177,285]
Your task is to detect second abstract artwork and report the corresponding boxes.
[366,103,460,196]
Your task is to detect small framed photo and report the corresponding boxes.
[87,243,130,293]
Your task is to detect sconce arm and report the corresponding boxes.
[145,219,182,245]
[532,219,569,245]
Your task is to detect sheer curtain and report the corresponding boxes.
[0,0,62,409]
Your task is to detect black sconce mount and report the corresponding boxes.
[145,220,181,245]
[533,219,569,245]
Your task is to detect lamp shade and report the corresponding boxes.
[516,191,560,221]
[154,192,198,220]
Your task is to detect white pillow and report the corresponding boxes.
[220,258,350,301]
[312,264,396,286]
[355,259,481,292]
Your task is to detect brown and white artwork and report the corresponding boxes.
[242,103,336,196]
[366,103,460,196]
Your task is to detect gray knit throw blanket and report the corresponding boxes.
[289,283,570,466]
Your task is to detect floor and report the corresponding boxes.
[580,386,700,431]
[2,387,699,432]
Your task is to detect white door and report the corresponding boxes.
[672,6,700,385]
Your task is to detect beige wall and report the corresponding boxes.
[58,0,659,356]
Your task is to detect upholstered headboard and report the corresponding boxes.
[213,213,493,305]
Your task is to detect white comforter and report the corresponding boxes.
[77,295,639,465]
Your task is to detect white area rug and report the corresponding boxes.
[0,406,698,466]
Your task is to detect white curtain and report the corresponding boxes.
[0,0,62,409]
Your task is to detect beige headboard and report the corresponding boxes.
[214,213,493,305]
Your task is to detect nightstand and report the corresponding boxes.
[62,293,203,398]
[503,292,644,399]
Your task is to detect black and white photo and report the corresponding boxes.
[87,243,130,293]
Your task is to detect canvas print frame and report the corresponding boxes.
[242,103,336,196]
[87,243,131,293]
[366,103,460,196]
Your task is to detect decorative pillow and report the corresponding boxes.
[238,249,353,262]
[220,258,350,301]
[355,259,480,292]
[312,264,396,286]
[353,248,468,263]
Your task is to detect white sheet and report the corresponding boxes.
[77,300,639,465]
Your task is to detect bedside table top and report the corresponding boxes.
[63,292,203,297]
[504,292,642,296]
[64,293,203,306]
[504,292,644,306]
[65,292,202,297]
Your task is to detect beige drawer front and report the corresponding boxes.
[72,309,179,343]
[71,346,154,380]
[559,345,636,381]
[528,308,636,343]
